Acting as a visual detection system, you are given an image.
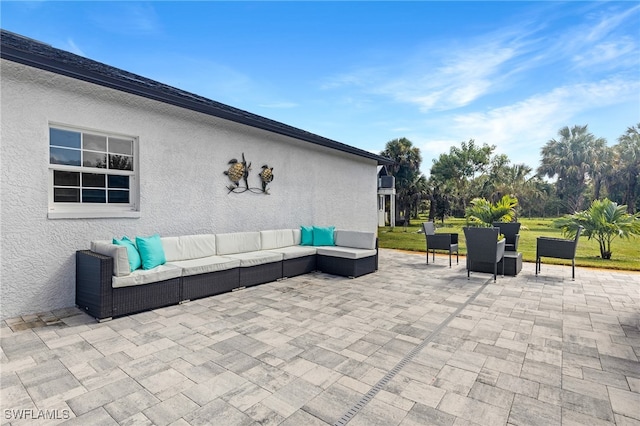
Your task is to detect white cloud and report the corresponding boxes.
[583,3,640,43]
[572,37,637,69]
[440,77,640,166]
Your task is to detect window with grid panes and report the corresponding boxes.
[48,125,139,218]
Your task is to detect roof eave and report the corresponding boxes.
[1,38,393,166]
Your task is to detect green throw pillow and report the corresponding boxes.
[113,236,142,272]
[135,234,166,270]
[300,226,314,246]
[312,226,335,246]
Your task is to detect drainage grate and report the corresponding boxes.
[333,277,492,426]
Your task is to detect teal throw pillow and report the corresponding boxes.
[312,226,335,246]
[135,234,166,270]
[300,226,314,246]
[113,236,142,272]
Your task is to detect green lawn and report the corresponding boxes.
[379,217,640,271]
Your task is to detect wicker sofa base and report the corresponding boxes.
[182,268,240,301]
[240,262,283,287]
[112,278,181,318]
[283,255,317,278]
[317,255,377,278]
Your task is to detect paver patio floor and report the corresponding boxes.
[1,249,639,425]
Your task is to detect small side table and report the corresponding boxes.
[500,251,522,276]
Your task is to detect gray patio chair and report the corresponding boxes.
[463,227,505,282]
[422,222,459,267]
[492,222,521,252]
[536,226,583,280]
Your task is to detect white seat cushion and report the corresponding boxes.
[223,251,283,267]
[112,264,182,288]
[162,234,217,262]
[316,246,377,260]
[268,245,317,260]
[167,256,240,277]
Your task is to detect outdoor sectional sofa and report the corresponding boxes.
[76,228,378,321]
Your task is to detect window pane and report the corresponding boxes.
[108,175,129,189]
[83,133,107,151]
[50,128,81,148]
[50,147,81,166]
[53,170,80,186]
[83,151,107,168]
[108,190,130,203]
[54,188,80,202]
[109,138,132,155]
[82,173,105,188]
[82,189,106,203]
[109,154,133,171]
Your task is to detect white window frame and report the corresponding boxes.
[47,123,140,219]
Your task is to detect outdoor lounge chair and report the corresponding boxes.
[463,227,505,282]
[493,222,521,252]
[536,226,583,280]
[422,222,459,267]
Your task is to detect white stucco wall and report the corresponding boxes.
[0,60,379,320]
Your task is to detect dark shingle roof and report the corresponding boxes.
[1,29,391,165]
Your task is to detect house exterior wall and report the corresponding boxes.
[0,60,378,320]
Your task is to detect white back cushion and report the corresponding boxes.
[216,231,261,255]
[292,228,302,245]
[92,241,130,277]
[260,229,295,250]
[162,234,217,262]
[334,230,376,250]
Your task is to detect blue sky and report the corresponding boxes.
[2,1,639,176]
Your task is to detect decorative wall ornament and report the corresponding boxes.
[224,153,274,194]
[259,165,274,193]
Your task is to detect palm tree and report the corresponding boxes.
[607,124,640,213]
[380,138,424,220]
[554,198,640,259]
[465,195,519,227]
[538,125,608,213]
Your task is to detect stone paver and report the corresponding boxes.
[1,249,639,425]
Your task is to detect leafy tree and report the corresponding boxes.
[430,140,494,215]
[554,198,640,259]
[607,124,640,213]
[538,125,608,214]
[465,195,518,227]
[380,138,425,220]
[429,181,453,223]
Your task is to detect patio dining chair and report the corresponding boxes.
[422,222,459,267]
[536,226,583,280]
[492,222,521,252]
[463,227,505,282]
